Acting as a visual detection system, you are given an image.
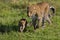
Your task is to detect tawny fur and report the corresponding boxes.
[27,2,54,29]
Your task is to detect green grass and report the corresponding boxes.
[0,0,60,40]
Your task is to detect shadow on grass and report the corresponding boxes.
[0,23,19,34]
[0,23,34,34]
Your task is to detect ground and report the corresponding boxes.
[0,0,60,40]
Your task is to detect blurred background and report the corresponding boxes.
[0,0,60,40]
